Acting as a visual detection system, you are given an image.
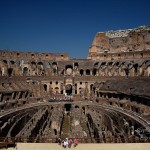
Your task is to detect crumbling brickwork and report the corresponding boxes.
[0,26,150,143]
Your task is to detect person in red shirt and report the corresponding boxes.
[73,138,78,147]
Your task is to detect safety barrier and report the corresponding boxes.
[0,136,150,145]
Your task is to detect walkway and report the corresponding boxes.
[2,143,150,150]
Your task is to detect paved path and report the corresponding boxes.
[1,143,150,150]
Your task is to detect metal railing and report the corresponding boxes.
[0,136,150,144]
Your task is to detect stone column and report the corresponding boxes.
[90,70,93,76]
[83,70,86,76]
[72,85,75,94]
[63,86,66,95]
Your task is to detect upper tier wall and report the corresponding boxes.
[0,50,69,61]
[87,50,150,61]
[88,26,150,59]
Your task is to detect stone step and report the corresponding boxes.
[61,115,72,138]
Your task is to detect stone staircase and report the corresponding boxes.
[61,113,72,139]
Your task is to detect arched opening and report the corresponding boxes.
[80,69,83,76]
[52,62,57,74]
[75,105,79,108]
[8,68,13,77]
[10,60,15,64]
[37,62,44,75]
[94,62,99,67]
[65,84,72,95]
[118,93,123,100]
[23,67,28,76]
[129,120,133,126]
[60,83,63,94]
[38,62,43,65]
[44,61,51,68]
[116,62,119,66]
[52,62,57,66]
[108,62,113,66]
[61,69,64,75]
[65,104,71,111]
[55,87,59,94]
[101,62,106,66]
[93,68,97,76]
[65,65,73,75]
[54,129,57,135]
[124,68,129,77]
[107,93,112,98]
[3,60,7,64]
[133,63,138,76]
[75,83,77,94]
[31,61,36,65]
[90,84,93,93]
[44,84,47,92]
[82,106,85,114]
[86,69,90,75]
[74,62,78,69]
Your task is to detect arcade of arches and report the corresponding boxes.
[0,26,150,143]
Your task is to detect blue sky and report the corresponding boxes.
[0,0,150,59]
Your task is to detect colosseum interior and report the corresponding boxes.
[0,26,150,145]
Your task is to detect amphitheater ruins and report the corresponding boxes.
[0,26,150,146]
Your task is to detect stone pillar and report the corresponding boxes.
[83,70,86,76]
[106,94,108,99]
[17,92,21,99]
[46,83,49,92]
[72,85,75,94]
[102,93,104,98]
[96,70,99,76]
[12,92,15,99]
[63,86,66,95]
[0,93,2,101]
[90,70,93,76]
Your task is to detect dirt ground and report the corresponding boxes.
[1,143,150,150]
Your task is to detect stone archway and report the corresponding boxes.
[8,68,13,77]
[23,67,28,76]
[65,65,73,75]
[65,84,72,95]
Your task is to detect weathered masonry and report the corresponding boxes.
[0,26,150,143]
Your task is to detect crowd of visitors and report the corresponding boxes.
[48,95,73,102]
[57,137,78,148]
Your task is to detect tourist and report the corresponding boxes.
[73,138,78,147]
[68,138,73,148]
[63,138,68,148]
[61,139,64,147]
[58,137,61,145]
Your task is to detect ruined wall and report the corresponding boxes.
[0,50,69,61]
[88,26,150,59]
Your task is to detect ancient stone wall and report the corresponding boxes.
[0,50,69,61]
[88,26,150,58]
[0,26,150,143]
